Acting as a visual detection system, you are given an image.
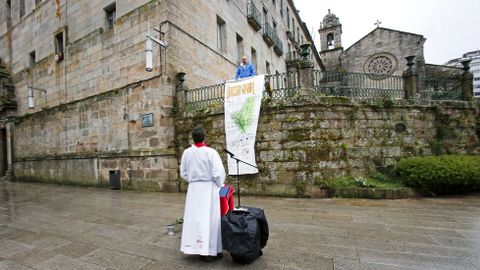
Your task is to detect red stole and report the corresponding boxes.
[194,142,207,148]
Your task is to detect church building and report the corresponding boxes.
[318,10,461,79]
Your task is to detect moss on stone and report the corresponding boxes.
[286,129,310,141]
[293,178,308,195]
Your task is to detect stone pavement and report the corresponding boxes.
[0,181,480,270]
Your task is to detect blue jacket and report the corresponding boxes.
[235,63,256,80]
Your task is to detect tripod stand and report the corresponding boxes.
[225,149,258,206]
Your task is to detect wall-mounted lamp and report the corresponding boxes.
[27,86,47,109]
[145,21,169,73]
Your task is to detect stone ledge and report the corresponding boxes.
[13,148,177,162]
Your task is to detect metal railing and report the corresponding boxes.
[419,76,462,101]
[262,23,275,46]
[184,72,300,111]
[313,71,405,99]
[184,71,467,112]
[184,82,225,111]
[246,1,262,30]
[265,72,300,99]
[273,34,283,55]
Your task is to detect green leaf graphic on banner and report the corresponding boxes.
[231,96,255,133]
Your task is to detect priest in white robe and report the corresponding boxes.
[180,125,226,261]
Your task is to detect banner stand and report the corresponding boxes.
[224,149,258,206]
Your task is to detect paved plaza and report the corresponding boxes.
[0,180,480,269]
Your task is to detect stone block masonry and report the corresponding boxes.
[12,77,178,192]
[176,97,480,197]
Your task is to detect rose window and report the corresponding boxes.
[367,56,393,75]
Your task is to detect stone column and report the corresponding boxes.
[297,44,315,96]
[5,122,13,181]
[403,56,419,100]
[298,60,314,96]
[460,59,473,101]
[176,72,186,111]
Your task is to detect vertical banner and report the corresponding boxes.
[224,75,265,175]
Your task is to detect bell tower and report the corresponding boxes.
[319,9,342,51]
[318,10,343,70]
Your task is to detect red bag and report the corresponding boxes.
[219,184,235,217]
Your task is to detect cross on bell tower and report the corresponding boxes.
[374,19,382,28]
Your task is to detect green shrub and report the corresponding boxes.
[394,155,480,194]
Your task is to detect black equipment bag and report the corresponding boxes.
[221,206,269,264]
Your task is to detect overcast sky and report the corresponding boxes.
[293,0,480,65]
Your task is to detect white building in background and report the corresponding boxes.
[445,50,480,98]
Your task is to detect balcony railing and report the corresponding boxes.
[286,30,295,42]
[273,33,283,56]
[262,23,275,46]
[247,1,262,31]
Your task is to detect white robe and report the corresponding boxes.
[180,145,226,256]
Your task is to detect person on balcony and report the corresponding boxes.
[235,55,256,80]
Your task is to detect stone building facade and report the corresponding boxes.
[0,0,319,190]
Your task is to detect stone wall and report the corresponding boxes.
[319,47,343,71]
[425,64,463,77]
[176,97,480,197]
[14,154,179,191]
[12,77,178,191]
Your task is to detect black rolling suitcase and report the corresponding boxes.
[221,206,269,264]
